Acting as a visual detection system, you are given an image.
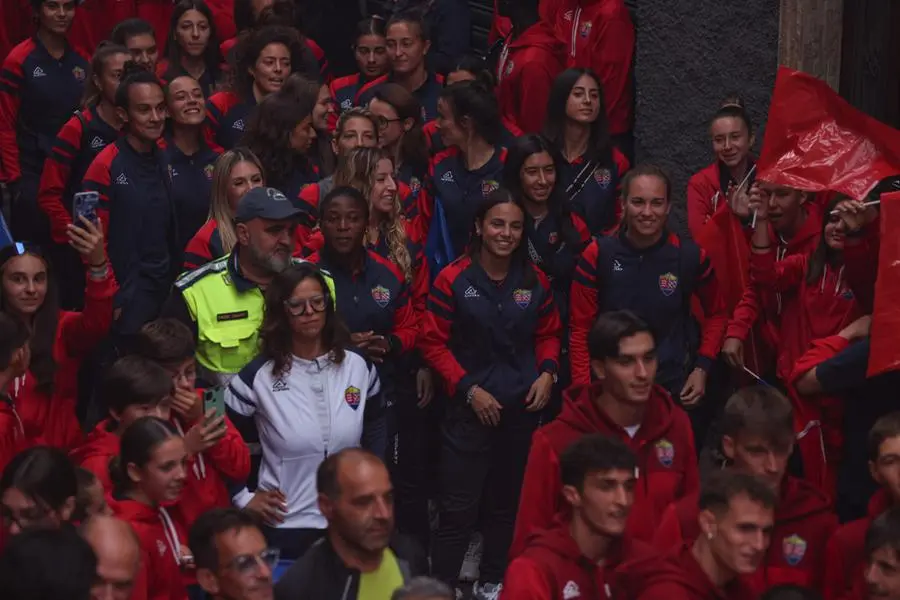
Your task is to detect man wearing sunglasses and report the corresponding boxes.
[191,508,279,600]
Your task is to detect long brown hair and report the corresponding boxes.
[208,148,265,254]
[81,43,131,108]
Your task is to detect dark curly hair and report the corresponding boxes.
[230,25,315,100]
[260,263,350,377]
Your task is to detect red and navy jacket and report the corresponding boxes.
[422,117,521,156]
[525,209,590,319]
[331,73,367,114]
[425,146,507,257]
[569,230,727,388]
[511,382,698,555]
[686,160,757,235]
[496,21,566,135]
[654,476,837,595]
[0,37,88,183]
[420,256,561,405]
[183,219,225,271]
[157,134,221,254]
[557,151,625,235]
[355,71,445,123]
[205,90,255,151]
[82,139,177,333]
[38,106,120,244]
[396,161,429,219]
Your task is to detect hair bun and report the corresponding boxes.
[121,60,148,79]
[720,93,745,110]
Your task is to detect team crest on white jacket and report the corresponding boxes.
[345,386,361,410]
[563,581,581,599]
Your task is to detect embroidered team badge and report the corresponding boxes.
[204,164,214,180]
[593,167,612,188]
[371,285,391,308]
[580,21,593,38]
[344,386,361,410]
[72,66,85,81]
[548,231,558,245]
[513,288,532,309]
[409,176,421,194]
[782,534,807,566]
[655,439,674,468]
[481,180,500,197]
[658,272,678,297]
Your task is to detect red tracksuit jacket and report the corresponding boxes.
[541,0,634,135]
[496,21,566,134]
[70,418,119,491]
[640,544,758,600]
[654,476,837,594]
[511,382,698,556]
[502,520,669,599]
[823,490,891,600]
[111,497,190,600]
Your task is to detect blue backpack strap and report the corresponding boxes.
[424,196,456,281]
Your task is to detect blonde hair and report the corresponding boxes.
[333,147,412,281]
[334,107,380,145]
[208,148,266,254]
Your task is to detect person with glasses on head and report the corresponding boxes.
[0,445,78,537]
[226,262,386,560]
[191,508,278,600]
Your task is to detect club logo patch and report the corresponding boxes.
[655,439,674,468]
[782,534,807,566]
[593,167,612,188]
[72,66,85,81]
[344,386,361,410]
[659,272,678,297]
[481,180,500,197]
[371,285,391,308]
[513,288,532,309]
[580,21,593,38]
[548,231,558,245]
[204,164,214,180]
[409,176,421,194]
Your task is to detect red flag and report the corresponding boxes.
[869,191,900,377]
[757,67,900,200]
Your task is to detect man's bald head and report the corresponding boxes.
[316,448,385,499]
[82,516,141,600]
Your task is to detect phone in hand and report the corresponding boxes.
[72,191,99,227]
[202,386,226,424]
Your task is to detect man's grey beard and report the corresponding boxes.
[246,240,292,274]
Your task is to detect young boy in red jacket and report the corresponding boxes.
[654,386,837,595]
[511,310,698,556]
[502,434,667,599]
[824,413,900,600]
[642,471,776,600]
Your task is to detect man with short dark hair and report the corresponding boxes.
[654,386,837,594]
[274,449,427,600]
[865,508,900,600]
[191,508,276,600]
[642,471,776,599]
[512,310,698,553]
[81,515,141,600]
[503,434,665,598]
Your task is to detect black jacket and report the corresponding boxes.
[273,534,427,600]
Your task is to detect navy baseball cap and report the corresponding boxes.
[234,187,303,223]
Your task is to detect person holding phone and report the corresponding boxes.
[133,318,251,526]
[225,262,386,560]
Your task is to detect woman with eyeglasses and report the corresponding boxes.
[110,416,192,600]
[0,446,78,537]
[0,218,115,459]
[157,0,223,98]
[226,262,386,560]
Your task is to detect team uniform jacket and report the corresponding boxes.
[639,543,757,600]
[420,256,561,404]
[496,21,567,134]
[226,348,386,529]
[157,135,220,253]
[542,0,634,135]
[502,520,669,600]
[524,210,591,320]
[654,476,837,594]
[205,90,255,151]
[557,151,624,235]
[330,73,368,114]
[38,106,119,243]
[0,37,88,183]
[425,146,507,258]
[569,230,727,388]
[183,219,225,271]
[70,417,119,491]
[511,382,698,555]
[0,269,116,473]
[686,160,757,234]
[823,490,891,600]
[82,138,177,333]
[355,71,445,122]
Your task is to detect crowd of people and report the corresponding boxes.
[0,0,897,599]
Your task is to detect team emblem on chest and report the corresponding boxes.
[72,66,85,81]
[655,439,674,468]
[580,21,593,38]
[344,386,361,410]
[371,285,391,308]
[593,167,611,188]
[481,180,500,197]
[204,164,215,180]
[513,288,532,309]
[782,534,807,566]
[409,176,421,194]
[658,272,678,296]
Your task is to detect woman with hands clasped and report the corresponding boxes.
[420,188,561,592]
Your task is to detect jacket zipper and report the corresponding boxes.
[570,7,582,58]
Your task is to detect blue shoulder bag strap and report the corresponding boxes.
[424,195,456,282]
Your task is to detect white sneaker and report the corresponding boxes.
[473,582,503,600]
[458,533,483,582]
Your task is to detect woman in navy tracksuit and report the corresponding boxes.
[542,68,628,235]
[156,0,223,97]
[159,74,220,254]
[421,188,561,594]
[37,43,130,310]
[330,17,390,116]
[0,0,89,244]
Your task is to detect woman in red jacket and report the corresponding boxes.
[0,218,116,455]
[183,147,265,270]
[157,0,223,97]
[111,416,191,600]
[0,446,78,537]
